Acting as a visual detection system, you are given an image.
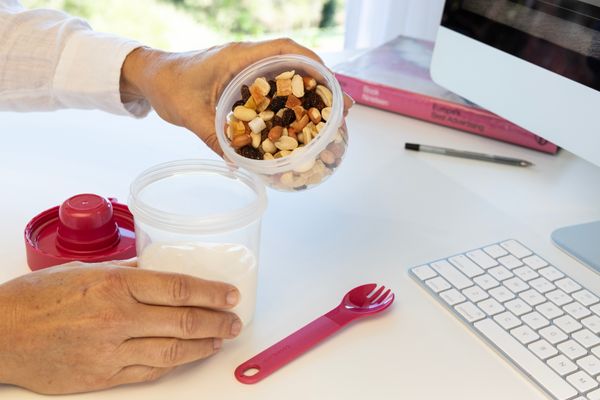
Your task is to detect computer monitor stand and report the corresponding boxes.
[552,220,600,272]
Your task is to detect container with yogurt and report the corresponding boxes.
[128,159,267,326]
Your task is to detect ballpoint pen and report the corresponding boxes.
[404,143,534,167]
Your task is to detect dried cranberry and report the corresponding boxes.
[231,99,245,112]
[239,146,262,160]
[241,85,251,102]
[268,80,276,97]
[282,108,296,126]
[268,96,287,112]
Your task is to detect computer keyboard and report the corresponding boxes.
[409,239,600,400]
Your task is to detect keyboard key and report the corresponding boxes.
[566,370,598,392]
[488,266,514,281]
[547,355,577,376]
[449,255,485,277]
[577,354,600,376]
[465,250,498,269]
[555,278,581,294]
[530,277,555,294]
[431,260,473,290]
[539,325,568,345]
[583,315,600,334]
[519,289,547,307]
[523,255,549,270]
[474,319,577,400]
[553,315,583,334]
[425,276,451,293]
[529,339,558,360]
[494,311,522,330]
[412,265,437,281]
[478,298,505,316]
[483,244,508,258]
[473,274,499,290]
[503,277,529,294]
[498,255,523,270]
[572,328,600,348]
[439,289,466,306]
[564,302,592,320]
[462,285,489,303]
[505,298,532,316]
[511,325,540,344]
[591,303,600,317]
[522,311,549,330]
[546,289,572,307]
[500,240,532,258]
[489,286,516,303]
[588,389,600,400]
[454,302,485,323]
[538,266,565,282]
[537,302,564,320]
[513,266,539,282]
[572,289,599,307]
[557,340,587,360]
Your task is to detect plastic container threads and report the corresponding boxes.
[128,159,267,326]
[216,54,349,192]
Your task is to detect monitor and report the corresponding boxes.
[430,0,600,269]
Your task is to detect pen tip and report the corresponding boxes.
[520,161,534,167]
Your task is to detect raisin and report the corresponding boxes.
[239,146,262,160]
[268,96,287,112]
[241,85,251,102]
[268,80,276,97]
[294,185,307,191]
[231,99,245,112]
[265,120,273,131]
[314,96,326,111]
[282,108,296,126]
[261,129,269,142]
[302,90,318,109]
[271,115,283,126]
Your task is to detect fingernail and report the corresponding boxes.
[213,338,223,350]
[231,320,242,336]
[226,290,239,306]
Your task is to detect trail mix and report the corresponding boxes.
[225,69,347,190]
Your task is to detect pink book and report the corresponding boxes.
[334,35,558,154]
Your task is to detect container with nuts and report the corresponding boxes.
[216,55,348,191]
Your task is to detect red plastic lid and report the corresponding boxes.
[24,194,136,271]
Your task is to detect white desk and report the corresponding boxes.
[1,100,599,399]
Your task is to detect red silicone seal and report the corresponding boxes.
[24,194,136,271]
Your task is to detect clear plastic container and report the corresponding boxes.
[128,159,267,326]
[215,54,348,191]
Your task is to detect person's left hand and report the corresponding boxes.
[119,39,353,156]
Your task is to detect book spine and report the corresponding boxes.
[335,73,558,154]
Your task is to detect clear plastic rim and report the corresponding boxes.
[128,159,267,234]
[215,54,344,175]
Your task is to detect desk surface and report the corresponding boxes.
[1,86,600,399]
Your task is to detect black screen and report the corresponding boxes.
[441,0,600,91]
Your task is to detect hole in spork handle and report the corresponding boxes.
[242,367,260,377]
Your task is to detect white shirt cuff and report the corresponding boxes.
[53,29,151,118]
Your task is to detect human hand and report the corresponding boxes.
[120,38,353,155]
[0,260,241,394]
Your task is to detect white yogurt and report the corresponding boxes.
[138,242,258,325]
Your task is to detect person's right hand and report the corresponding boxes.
[0,260,242,394]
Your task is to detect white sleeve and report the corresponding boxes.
[0,0,151,117]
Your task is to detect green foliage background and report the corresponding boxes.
[21,0,345,51]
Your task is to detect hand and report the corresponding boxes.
[120,38,353,155]
[0,260,241,394]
